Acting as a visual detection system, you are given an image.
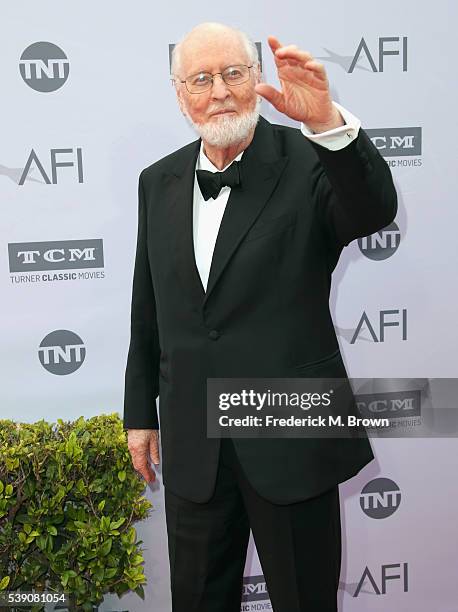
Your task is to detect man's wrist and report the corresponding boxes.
[301,101,361,151]
[306,109,346,134]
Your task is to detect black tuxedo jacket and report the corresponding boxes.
[123,115,397,504]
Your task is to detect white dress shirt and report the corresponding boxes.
[193,101,361,291]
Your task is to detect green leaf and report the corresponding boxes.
[47,525,57,536]
[104,567,117,579]
[0,575,10,590]
[117,470,126,482]
[100,515,111,532]
[98,499,106,511]
[110,517,126,530]
[131,554,144,566]
[99,538,112,556]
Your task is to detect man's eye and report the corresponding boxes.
[225,68,242,79]
[190,73,211,86]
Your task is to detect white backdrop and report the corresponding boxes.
[2,2,458,610]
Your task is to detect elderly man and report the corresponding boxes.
[124,22,397,612]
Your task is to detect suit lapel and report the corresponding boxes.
[162,139,205,305]
[161,116,289,307]
[204,118,288,303]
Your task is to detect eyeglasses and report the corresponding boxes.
[175,64,253,94]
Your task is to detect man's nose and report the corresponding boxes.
[210,74,231,100]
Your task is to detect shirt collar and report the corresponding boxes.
[197,140,244,172]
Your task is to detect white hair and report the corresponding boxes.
[171,22,260,78]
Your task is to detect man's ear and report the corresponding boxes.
[254,61,262,85]
[175,86,186,117]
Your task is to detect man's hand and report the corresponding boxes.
[127,429,160,483]
[255,35,344,133]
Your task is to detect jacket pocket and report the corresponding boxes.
[159,352,169,382]
[293,348,341,370]
[244,210,297,243]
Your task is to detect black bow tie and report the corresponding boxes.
[196,161,242,201]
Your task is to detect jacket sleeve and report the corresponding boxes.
[123,170,160,430]
[310,127,398,251]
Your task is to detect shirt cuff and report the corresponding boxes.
[300,101,361,151]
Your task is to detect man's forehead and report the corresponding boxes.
[180,34,248,74]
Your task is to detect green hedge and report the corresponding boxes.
[0,414,153,611]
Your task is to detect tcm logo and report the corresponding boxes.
[241,575,269,604]
[38,330,86,375]
[9,240,104,272]
[360,478,401,519]
[358,221,401,260]
[318,36,407,73]
[19,42,69,92]
[356,390,421,419]
[18,148,83,185]
[353,562,408,597]
[366,128,422,157]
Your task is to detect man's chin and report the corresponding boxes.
[184,104,260,147]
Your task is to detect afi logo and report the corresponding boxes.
[19,148,83,185]
[360,478,401,518]
[38,330,86,375]
[350,309,407,344]
[19,42,69,92]
[353,562,408,597]
[318,37,407,73]
[350,37,407,72]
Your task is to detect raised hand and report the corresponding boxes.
[255,35,344,133]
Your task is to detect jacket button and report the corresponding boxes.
[208,329,220,340]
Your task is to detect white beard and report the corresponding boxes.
[183,96,262,147]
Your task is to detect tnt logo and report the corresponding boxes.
[20,42,69,92]
[38,330,85,375]
[360,478,401,518]
[358,221,401,260]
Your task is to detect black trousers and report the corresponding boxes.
[164,437,341,612]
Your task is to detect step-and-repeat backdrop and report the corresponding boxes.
[2,2,457,610]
